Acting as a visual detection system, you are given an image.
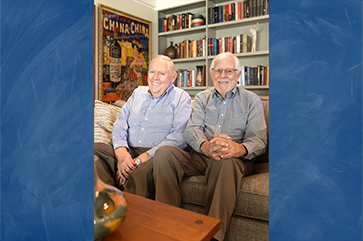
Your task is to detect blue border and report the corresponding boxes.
[1,0,94,240]
[1,0,362,240]
[269,0,362,240]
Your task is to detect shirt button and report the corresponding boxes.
[221,114,224,116]
[145,118,147,120]
[142,128,144,131]
[149,108,151,110]
[223,102,226,104]
[218,125,221,128]
[139,140,141,143]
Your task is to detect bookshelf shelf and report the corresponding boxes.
[157,0,269,96]
[173,56,207,63]
[158,25,206,36]
[208,15,269,28]
[207,50,269,59]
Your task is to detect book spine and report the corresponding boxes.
[218,6,223,23]
[236,35,241,53]
[222,37,225,53]
[246,66,250,85]
[229,36,233,53]
[228,3,233,21]
[240,66,245,86]
[191,70,195,87]
[231,3,235,21]
[203,38,206,57]
[213,38,218,55]
[213,7,218,24]
[250,67,255,85]
[209,7,213,24]
[219,38,222,54]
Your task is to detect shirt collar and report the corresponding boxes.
[148,83,174,100]
[213,86,237,100]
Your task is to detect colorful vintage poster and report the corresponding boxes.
[98,4,151,102]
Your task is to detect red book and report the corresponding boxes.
[164,19,167,32]
[229,36,233,52]
[263,66,267,85]
[225,4,229,22]
[228,3,232,21]
[238,2,242,20]
[218,38,222,54]
[177,14,180,30]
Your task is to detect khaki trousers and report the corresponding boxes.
[94,142,153,197]
[153,145,254,241]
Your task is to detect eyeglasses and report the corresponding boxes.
[148,70,167,77]
[211,68,239,77]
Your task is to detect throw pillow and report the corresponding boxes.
[94,100,122,144]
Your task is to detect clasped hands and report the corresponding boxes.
[201,134,246,161]
[114,147,150,186]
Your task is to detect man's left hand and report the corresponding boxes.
[210,134,246,160]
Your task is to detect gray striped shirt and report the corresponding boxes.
[183,87,267,160]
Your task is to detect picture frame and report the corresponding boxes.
[98,4,151,102]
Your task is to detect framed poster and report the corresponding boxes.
[98,4,151,102]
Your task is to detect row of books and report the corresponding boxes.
[208,34,251,56]
[174,65,269,88]
[239,65,269,86]
[159,13,204,33]
[171,34,252,60]
[209,0,269,24]
[174,38,206,59]
[175,66,206,88]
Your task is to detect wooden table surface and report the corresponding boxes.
[103,192,221,241]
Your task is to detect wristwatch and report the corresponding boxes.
[134,157,141,167]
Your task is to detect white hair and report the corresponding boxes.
[210,52,241,72]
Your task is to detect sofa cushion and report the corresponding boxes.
[181,162,269,222]
[94,100,122,144]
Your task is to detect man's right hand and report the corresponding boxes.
[114,147,136,186]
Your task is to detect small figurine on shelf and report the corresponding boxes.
[250,23,259,52]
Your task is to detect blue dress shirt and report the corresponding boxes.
[112,84,191,158]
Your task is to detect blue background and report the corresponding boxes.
[1,0,94,240]
[269,0,362,240]
[1,0,362,241]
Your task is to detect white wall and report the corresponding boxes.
[156,0,201,10]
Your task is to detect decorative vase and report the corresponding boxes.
[165,41,176,59]
[94,155,128,241]
[191,14,204,27]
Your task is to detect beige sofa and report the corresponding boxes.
[94,96,269,241]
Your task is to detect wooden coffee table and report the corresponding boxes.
[103,192,221,241]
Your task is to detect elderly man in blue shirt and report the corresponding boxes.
[94,55,191,197]
[152,52,267,241]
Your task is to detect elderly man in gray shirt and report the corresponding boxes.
[152,52,267,241]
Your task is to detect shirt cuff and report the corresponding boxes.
[113,140,129,151]
[195,138,208,154]
[241,143,252,160]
